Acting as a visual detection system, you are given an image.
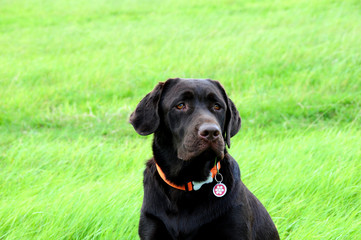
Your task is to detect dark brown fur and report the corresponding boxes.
[130,78,279,240]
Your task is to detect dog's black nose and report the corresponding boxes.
[199,123,221,141]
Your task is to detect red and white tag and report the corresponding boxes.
[213,183,227,197]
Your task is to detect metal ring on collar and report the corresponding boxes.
[215,172,223,183]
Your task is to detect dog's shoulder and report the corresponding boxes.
[144,158,156,173]
[224,153,241,180]
[141,159,168,214]
[143,158,158,187]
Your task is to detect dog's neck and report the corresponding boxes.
[152,132,225,185]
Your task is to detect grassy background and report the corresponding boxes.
[1,0,361,239]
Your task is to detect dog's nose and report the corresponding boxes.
[199,123,221,141]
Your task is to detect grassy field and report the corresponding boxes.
[1,0,361,239]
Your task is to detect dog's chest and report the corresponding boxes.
[145,182,238,238]
[158,192,223,237]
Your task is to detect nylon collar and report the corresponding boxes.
[155,160,221,191]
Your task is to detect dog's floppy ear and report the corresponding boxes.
[211,80,241,148]
[225,98,241,147]
[129,82,164,135]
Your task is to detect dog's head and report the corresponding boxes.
[130,78,241,161]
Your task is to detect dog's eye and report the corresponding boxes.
[213,104,221,110]
[176,103,186,110]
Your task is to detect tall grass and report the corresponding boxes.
[1,0,360,239]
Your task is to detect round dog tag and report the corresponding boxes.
[213,183,227,197]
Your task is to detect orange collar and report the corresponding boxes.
[155,161,221,191]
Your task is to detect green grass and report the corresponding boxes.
[1,0,361,239]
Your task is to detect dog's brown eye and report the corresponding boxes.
[176,103,186,110]
[214,104,221,110]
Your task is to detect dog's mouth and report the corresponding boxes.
[177,137,225,161]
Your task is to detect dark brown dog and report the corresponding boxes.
[130,78,279,240]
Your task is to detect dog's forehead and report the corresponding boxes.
[163,79,223,101]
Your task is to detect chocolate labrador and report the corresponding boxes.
[130,78,279,240]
